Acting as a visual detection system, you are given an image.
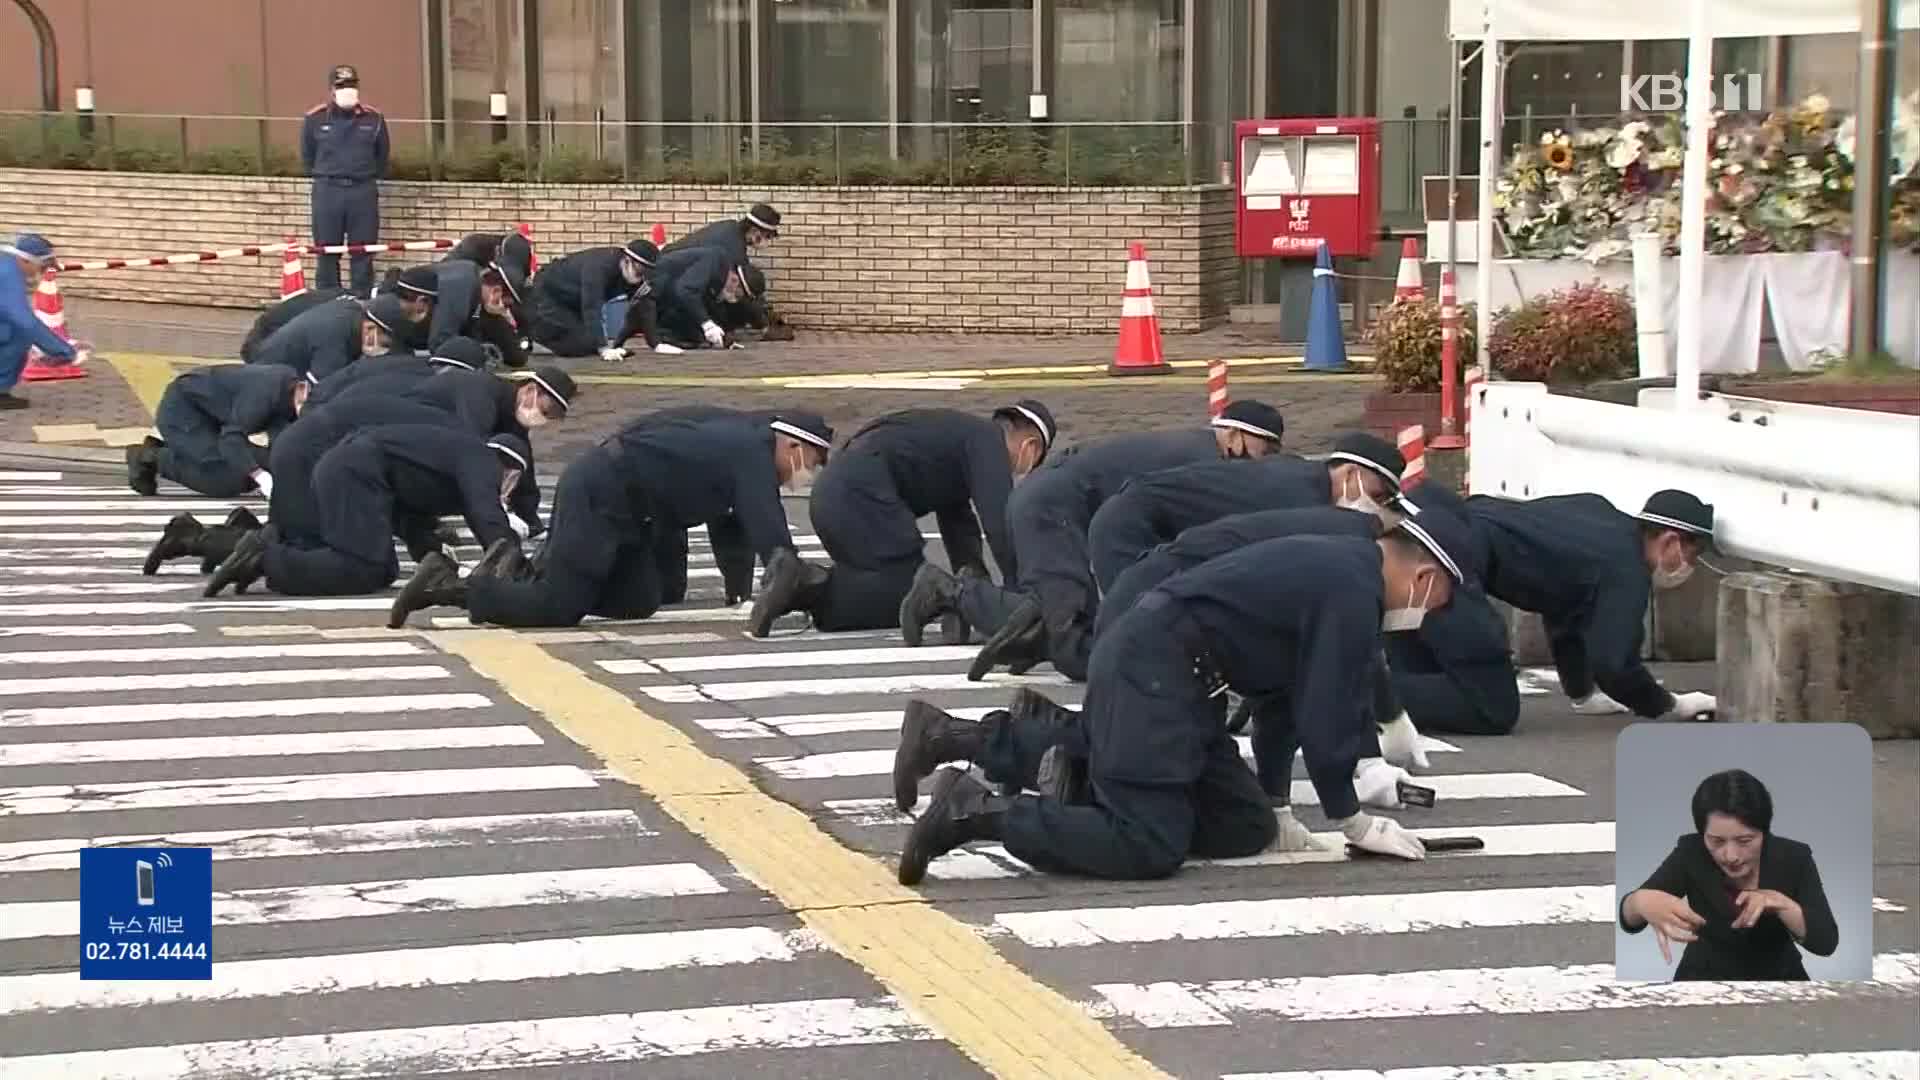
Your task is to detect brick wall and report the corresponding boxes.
[0,169,1235,334]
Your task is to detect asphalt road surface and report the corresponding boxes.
[0,464,1915,1079]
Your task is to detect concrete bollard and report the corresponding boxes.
[1716,571,1920,738]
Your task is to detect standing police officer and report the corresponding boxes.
[302,64,388,296]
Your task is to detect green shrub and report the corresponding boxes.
[1368,297,1480,393]
[1488,282,1638,385]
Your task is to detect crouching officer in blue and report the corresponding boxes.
[127,363,309,499]
[653,247,762,350]
[249,292,415,382]
[384,257,525,366]
[302,65,388,296]
[900,400,1284,678]
[387,411,833,629]
[891,510,1480,883]
[305,335,489,411]
[1469,487,1720,722]
[746,401,1056,638]
[242,266,434,364]
[664,203,781,335]
[205,428,532,598]
[443,229,534,281]
[526,239,664,359]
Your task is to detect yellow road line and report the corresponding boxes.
[102,352,182,418]
[432,629,1169,1080]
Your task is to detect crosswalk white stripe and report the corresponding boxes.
[0,640,425,665]
[3,565,212,578]
[0,809,651,875]
[2,691,493,728]
[1090,954,1920,1027]
[0,663,452,696]
[0,500,269,511]
[1,863,729,941]
[0,724,545,766]
[0,623,195,638]
[0,548,181,559]
[0,581,211,596]
[0,515,219,525]
[0,597,403,617]
[642,670,1072,702]
[992,885,1619,946]
[0,472,63,480]
[600,644,986,675]
[1226,1051,1920,1080]
[0,925,818,1014]
[0,764,598,816]
[0,997,934,1078]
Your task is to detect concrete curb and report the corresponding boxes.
[0,440,126,473]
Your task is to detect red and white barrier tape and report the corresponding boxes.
[56,238,453,273]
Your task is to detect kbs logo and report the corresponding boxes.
[1620,73,1765,114]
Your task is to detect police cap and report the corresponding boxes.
[429,336,488,372]
[394,265,440,299]
[745,204,782,235]
[1637,489,1718,551]
[486,433,532,472]
[330,65,360,88]
[622,239,659,267]
[522,365,576,414]
[1389,506,1476,584]
[362,294,409,337]
[770,412,834,459]
[485,261,526,304]
[993,400,1057,461]
[1326,432,1406,493]
[1210,399,1284,444]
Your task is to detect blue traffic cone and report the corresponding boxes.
[1303,242,1349,372]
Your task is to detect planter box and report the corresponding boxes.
[1362,388,1442,442]
[1723,380,1920,416]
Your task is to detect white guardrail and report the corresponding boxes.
[1467,382,1920,597]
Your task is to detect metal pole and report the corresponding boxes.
[1849,0,1895,363]
[1434,38,1466,448]
[1474,21,1500,370]
[1672,0,1713,410]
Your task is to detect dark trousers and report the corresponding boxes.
[262,525,397,595]
[469,466,662,628]
[153,393,265,498]
[1387,591,1522,735]
[312,179,379,294]
[953,468,1100,678]
[655,296,714,347]
[996,620,1276,880]
[525,294,601,358]
[264,424,340,543]
[806,456,926,632]
[261,442,403,596]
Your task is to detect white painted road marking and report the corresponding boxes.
[0,764,599,816]
[0,640,426,665]
[802,760,1577,799]
[599,644,985,675]
[642,670,1073,702]
[0,663,452,696]
[2,691,493,728]
[1227,1051,1920,1080]
[0,623,196,638]
[0,724,545,766]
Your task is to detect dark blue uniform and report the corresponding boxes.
[1468,492,1673,718]
[953,427,1222,678]
[613,406,766,606]
[1087,454,1335,592]
[301,100,388,294]
[264,396,487,545]
[526,247,635,356]
[250,295,366,381]
[651,247,737,346]
[979,535,1388,879]
[306,352,434,411]
[663,219,762,330]
[152,365,302,497]
[240,289,352,363]
[468,414,797,627]
[444,232,534,280]
[263,425,516,596]
[806,409,1018,632]
[422,260,526,367]
[359,369,543,532]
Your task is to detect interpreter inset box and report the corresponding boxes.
[1614,724,1872,982]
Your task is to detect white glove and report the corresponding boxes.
[1377,710,1430,770]
[1571,689,1631,715]
[1354,757,1412,810]
[438,544,461,567]
[1272,806,1329,853]
[1338,812,1427,861]
[1666,691,1718,720]
[653,342,684,355]
[598,345,627,362]
[507,513,533,540]
[251,470,274,499]
[701,320,726,348]
[70,339,95,366]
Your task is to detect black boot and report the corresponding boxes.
[470,538,527,582]
[747,548,827,638]
[201,507,264,573]
[1007,687,1077,730]
[892,700,994,812]
[143,513,206,575]
[899,767,1006,886]
[940,564,991,646]
[389,552,467,629]
[898,563,963,648]
[968,597,1048,681]
[125,442,160,496]
[1000,688,1082,799]
[204,529,268,597]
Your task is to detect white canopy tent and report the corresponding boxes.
[1448,0,1917,409]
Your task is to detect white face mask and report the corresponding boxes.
[333,88,360,109]
[1336,474,1386,518]
[1381,573,1436,633]
[1653,558,1695,590]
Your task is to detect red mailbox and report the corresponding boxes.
[1233,118,1381,258]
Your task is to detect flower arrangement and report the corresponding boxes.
[1368,298,1479,393]
[1487,282,1638,384]
[1495,93,1920,261]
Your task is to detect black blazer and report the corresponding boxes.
[1620,832,1839,981]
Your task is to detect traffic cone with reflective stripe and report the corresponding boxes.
[650,222,666,247]
[517,222,538,274]
[1302,242,1349,371]
[1398,425,1427,490]
[22,270,87,382]
[1207,360,1229,416]
[1109,242,1170,376]
[1393,237,1424,303]
[279,236,306,299]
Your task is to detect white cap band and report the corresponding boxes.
[1209,416,1280,442]
[1396,518,1466,583]
[1637,511,1712,537]
[770,419,831,450]
[487,441,528,469]
[1012,406,1053,447]
[746,211,778,232]
[429,355,476,370]
[526,372,570,411]
[1326,450,1402,490]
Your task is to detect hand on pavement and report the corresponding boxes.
[598,346,627,362]
[1667,691,1718,720]
[701,320,726,348]
[438,544,462,567]
[1354,757,1413,810]
[1378,710,1430,770]
[507,513,533,540]
[1271,806,1328,853]
[251,470,274,499]
[1338,812,1426,860]
[1572,689,1631,715]
[653,342,684,355]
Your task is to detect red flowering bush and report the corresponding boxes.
[1488,282,1638,384]
[1369,298,1478,393]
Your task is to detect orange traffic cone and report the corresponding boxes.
[1109,242,1170,376]
[1393,237,1424,303]
[22,270,87,382]
[279,236,306,299]
[517,222,538,275]
[650,222,666,247]
[1398,424,1427,490]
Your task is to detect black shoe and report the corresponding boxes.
[746,549,827,637]
[203,529,267,597]
[968,598,1047,681]
[225,506,263,532]
[898,767,1004,887]
[943,564,991,646]
[892,700,992,812]
[125,444,160,496]
[0,392,27,410]
[1034,744,1090,804]
[1007,687,1076,730]
[899,563,963,648]
[470,537,526,581]
[389,551,464,629]
[143,513,204,575]
[433,524,462,549]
